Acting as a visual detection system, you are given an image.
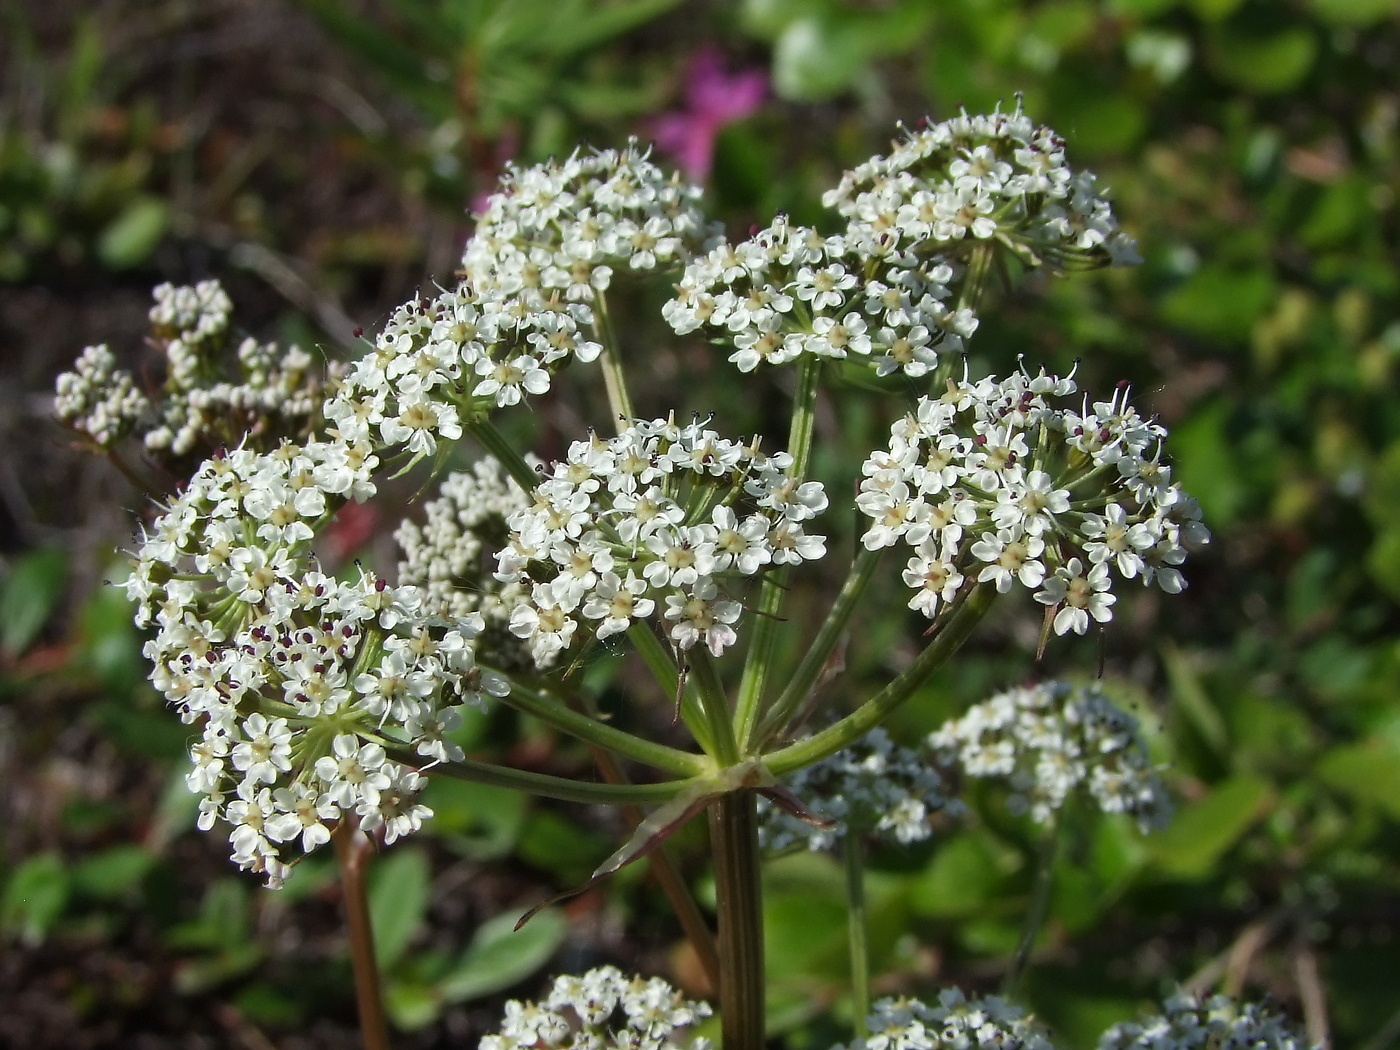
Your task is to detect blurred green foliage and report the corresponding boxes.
[4,0,1400,1046]
[0,12,170,279]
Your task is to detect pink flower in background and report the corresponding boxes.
[648,45,767,181]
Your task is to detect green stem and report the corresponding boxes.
[595,292,635,428]
[467,418,538,492]
[499,677,709,777]
[334,820,392,1050]
[688,648,740,765]
[628,623,716,755]
[733,571,787,751]
[786,356,821,478]
[395,748,699,805]
[710,791,766,1050]
[733,356,822,750]
[957,242,995,315]
[757,546,883,747]
[764,584,996,776]
[844,833,871,1037]
[1002,812,1062,998]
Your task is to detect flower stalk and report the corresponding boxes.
[710,791,766,1050]
[766,584,996,776]
[734,356,823,750]
[844,832,872,1036]
[757,545,883,747]
[333,819,392,1050]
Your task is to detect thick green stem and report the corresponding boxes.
[765,584,996,776]
[844,833,871,1036]
[467,419,538,492]
[734,357,822,750]
[628,623,716,755]
[1002,813,1062,998]
[710,792,766,1050]
[689,648,740,765]
[334,820,392,1050]
[595,292,635,428]
[396,748,699,805]
[498,677,709,777]
[757,546,883,747]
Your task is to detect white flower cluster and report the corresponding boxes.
[758,728,960,853]
[1098,993,1311,1050]
[324,146,714,458]
[858,367,1208,636]
[53,343,152,446]
[665,215,976,377]
[496,419,827,668]
[840,989,1053,1050]
[129,437,507,884]
[665,105,1138,379]
[822,103,1139,271]
[927,681,1171,831]
[54,280,329,460]
[396,456,534,669]
[479,967,712,1050]
[465,142,717,306]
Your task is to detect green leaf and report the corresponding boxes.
[1,546,66,656]
[1367,527,1400,602]
[438,907,567,1002]
[772,16,870,101]
[1161,642,1228,757]
[1210,27,1317,94]
[97,196,168,269]
[741,0,832,39]
[1160,264,1275,343]
[386,978,442,1029]
[1186,0,1246,18]
[421,777,527,861]
[1317,740,1400,819]
[540,0,682,57]
[910,832,1014,918]
[72,844,152,900]
[1148,775,1272,879]
[369,845,432,970]
[1,853,70,944]
[1308,0,1398,24]
[771,5,928,102]
[517,810,611,883]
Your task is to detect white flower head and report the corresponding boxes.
[928,680,1171,831]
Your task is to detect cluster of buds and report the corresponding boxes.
[928,681,1170,830]
[840,989,1053,1050]
[478,967,712,1050]
[1098,993,1311,1050]
[54,280,329,463]
[858,367,1208,636]
[759,728,960,853]
[395,456,534,669]
[496,419,827,667]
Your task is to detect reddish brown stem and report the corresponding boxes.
[333,819,392,1050]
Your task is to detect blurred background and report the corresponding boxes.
[3,0,1399,1047]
